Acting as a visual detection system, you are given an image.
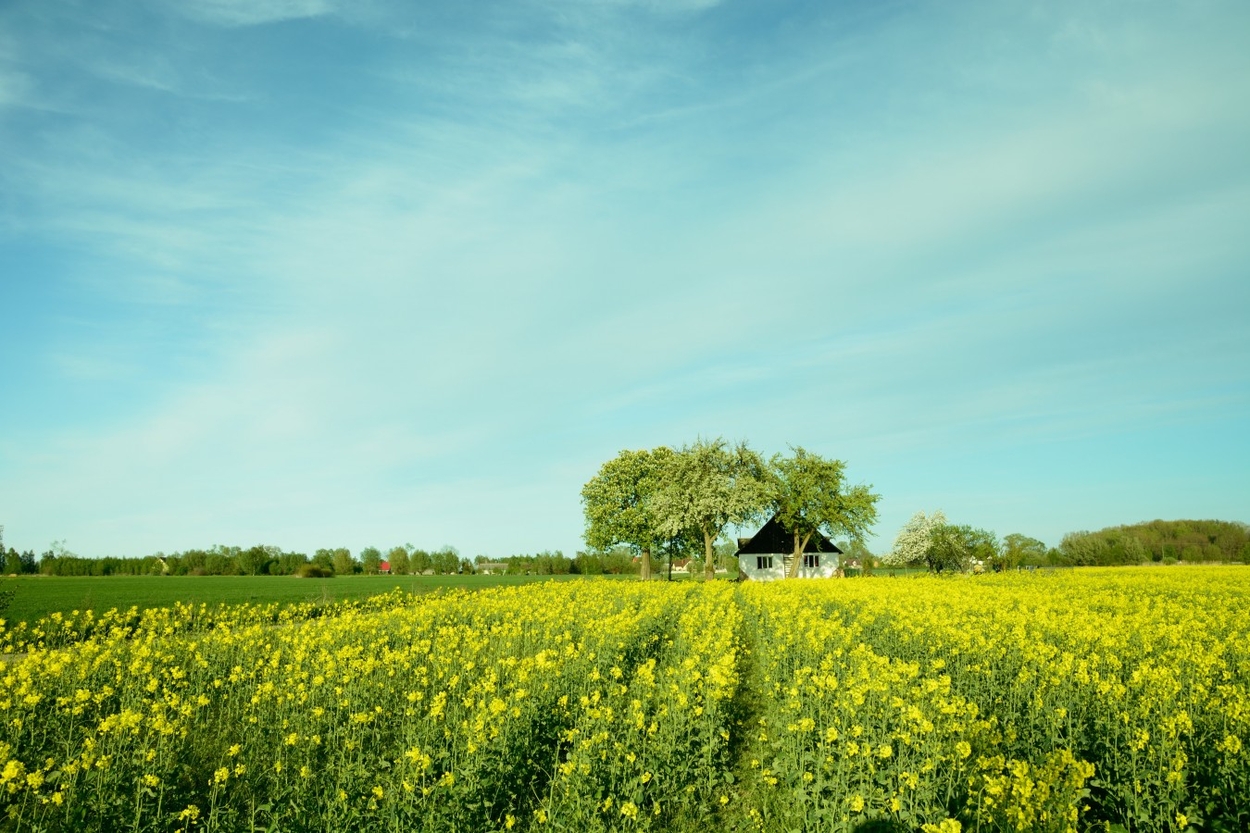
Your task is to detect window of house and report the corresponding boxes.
[756,556,773,570]
[803,554,820,569]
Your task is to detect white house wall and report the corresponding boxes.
[738,553,838,581]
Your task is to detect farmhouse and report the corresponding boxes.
[476,562,509,575]
[736,514,842,581]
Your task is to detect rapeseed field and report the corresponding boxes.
[1,568,1245,832]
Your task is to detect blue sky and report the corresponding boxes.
[1,0,1247,560]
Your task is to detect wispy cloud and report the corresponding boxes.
[170,0,337,27]
[1,0,1247,557]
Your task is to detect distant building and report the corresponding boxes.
[378,561,392,575]
[477,562,509,575]
[736,513,842,581]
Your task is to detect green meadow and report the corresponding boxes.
[0,573,594,626]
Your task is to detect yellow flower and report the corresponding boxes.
[921,820,961,833]
[1,760,24,785]
[620,801,639,820]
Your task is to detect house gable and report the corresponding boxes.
[736,513,843,581]
[736,514,842,556]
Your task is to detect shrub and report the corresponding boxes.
[294,564,333,578]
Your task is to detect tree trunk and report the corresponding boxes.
[704,531,716,580]
[640,546,651,581]
[787,531,812,579]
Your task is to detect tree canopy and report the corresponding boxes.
[769,447,879,578]
[652,438,770,580]
[581,447,677,581]
[926,524,998,573]
[883,510,947,568]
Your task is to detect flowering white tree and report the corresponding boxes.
[652,438,770,580]
[882,510,947,567]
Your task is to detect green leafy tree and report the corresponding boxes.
[330,548,355,576]
[840,539,876,575]
[926,524,998,573]
[769,447,880,579]
[236,545,271,576]
[1059,532,1107,567]
[361,546,382,575]
[653,438,770,580]
[582,447,680,581]
[270,551,308,575]
[387,546,411,575]
[410,549,432,574]
[1001,533,1048,569]
[431,547,459,575]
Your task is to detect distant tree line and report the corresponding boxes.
[6,517,1244,580]
[1055,519,1250,566]
[19,542,481,578]
[882,513,1249,573]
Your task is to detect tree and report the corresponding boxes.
[330,548,355,576]
[1122,536,1147,564]
[361,546,382,575]
[883,510,947,568]
[1001,533,1047,569]
[582,447,678,581]
[387,546,411,575]
[1059,532,1106,567]
[653,438,770,580]
[237,545,271,576]
[926,524,997,573]
[841,539,876,575]
[431,547,459,575]
[410,549,432,575]
[769,447,880,578]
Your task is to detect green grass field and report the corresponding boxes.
[0,570,926,627]
[0,573,600,626]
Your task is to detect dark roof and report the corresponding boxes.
[736,513,843,555]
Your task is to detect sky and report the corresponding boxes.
[1,0,1248,560]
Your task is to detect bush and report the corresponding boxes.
[294,564,333,578]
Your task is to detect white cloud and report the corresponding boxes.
[172,0,337,27]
